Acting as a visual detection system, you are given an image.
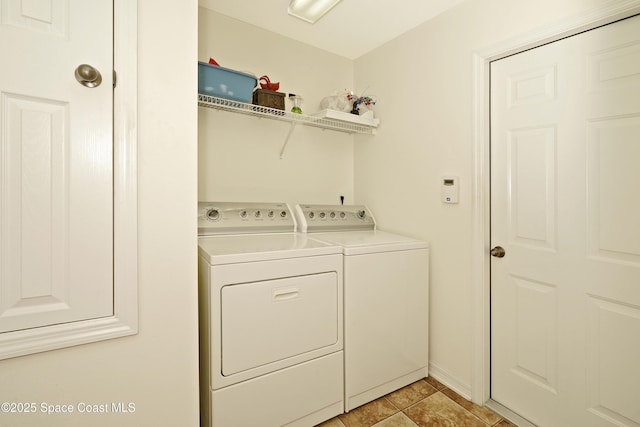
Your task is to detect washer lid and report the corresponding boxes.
[198,233,341,265]
[310,230,429,255]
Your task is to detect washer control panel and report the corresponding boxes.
[295,204,376,232]
[198,201,295,235]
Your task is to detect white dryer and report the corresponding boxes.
[198,202,344,427]
[295,204,429,412]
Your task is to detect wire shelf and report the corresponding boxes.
[198,94,377,135]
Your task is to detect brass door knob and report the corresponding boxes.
[75,64,102,88]
[491,246,506,258]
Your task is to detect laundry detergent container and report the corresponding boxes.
[198,61,257,103]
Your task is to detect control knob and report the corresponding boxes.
[206,209,220,221]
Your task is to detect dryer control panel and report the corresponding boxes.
[198,201,295,235]
[295,204,376,232]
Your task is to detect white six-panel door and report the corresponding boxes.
[0,0,113,333]
[490,14,640,426]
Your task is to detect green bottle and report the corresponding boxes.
[289,94,303,114]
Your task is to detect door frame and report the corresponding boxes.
[0,0,138,359]
[470,0,640,415]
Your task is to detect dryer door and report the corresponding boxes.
[221,272,338,375]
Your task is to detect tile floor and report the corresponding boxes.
[316,377,517,427]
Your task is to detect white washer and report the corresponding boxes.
[295,204,429,412]
[198,202,344,427]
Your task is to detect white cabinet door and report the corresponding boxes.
[0,0,114,332]
[491,14,640,426]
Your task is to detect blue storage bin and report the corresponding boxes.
[198,62,257,103]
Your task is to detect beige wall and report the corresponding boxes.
[0,1,200,425]
[198,8,359,206]
[354,0,613,395]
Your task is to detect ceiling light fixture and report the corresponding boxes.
[288,0,343,24]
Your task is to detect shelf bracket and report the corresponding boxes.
[279,122,297,159]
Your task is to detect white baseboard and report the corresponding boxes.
[428,362,472,400]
